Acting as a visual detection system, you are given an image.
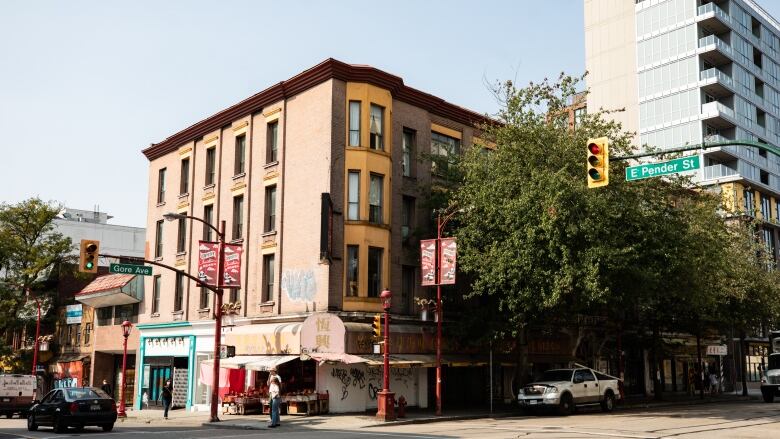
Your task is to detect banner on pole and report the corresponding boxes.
[197,241,219,287]
[420,240,437,286]
[222,244,244,288]
[439,238,457,285]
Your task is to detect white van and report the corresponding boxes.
[0,374,38,418]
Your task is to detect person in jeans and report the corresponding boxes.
[267,377,281,428]
[161,380,173,419]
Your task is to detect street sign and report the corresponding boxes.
[109,263,153,276]
[625,156,700,181]
[706,344,727,356]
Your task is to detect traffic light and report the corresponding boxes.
[79,239,100,273]
[587,137,610,188]
[372,314,382,340]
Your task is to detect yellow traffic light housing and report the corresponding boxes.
[587,137,610,188]
[372,314,382,340]
[79,239,100,273]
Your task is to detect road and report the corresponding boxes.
[0,401,778,438]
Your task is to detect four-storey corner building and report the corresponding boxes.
[136,59,493,413]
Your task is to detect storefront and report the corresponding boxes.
[51,355,90,388]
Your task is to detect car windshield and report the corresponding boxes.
[769,354,780,370]
[65,388,110,400]
[540,370,573,382]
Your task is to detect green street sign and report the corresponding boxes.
[109,263,153,276]
[625,156,700,181]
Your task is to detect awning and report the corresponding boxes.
[54,354,90,364]
[75,274,142,308]
[202,355,298,371]
[361,354,488,368]
[301,352,367,365]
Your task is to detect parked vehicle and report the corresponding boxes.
[518,366,622,415]
[27,387,117,433]
[761,330,780,403]
[0,374,37,418]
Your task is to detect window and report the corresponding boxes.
[763,228,775,260]
[369,174,384,224]
[199,286,209,309]
[114,303,138,325]
[402,266,415,312]
[267,122,279,163]
[229,288,239,303]
[174,273,184,312]
[744,189,755,215]
[180,158,190,195]
[232,195,244,240]
[65,325,73,346]
[431,132,461,174]
[74,324,82,346]
[348,171,360,220]
[402,129,415,177]
[84,323,92,345]
[262,254,275,303]
[205,147,216,185]
[264,185,277,232]
[155,220,164,258]
[368,247,383,298]
[369,104,384,150]
[349,101,361,146]
[234,134,246,175]
[157,168,166,203]
[346,245,359,297]
[573,107,587,129]
[176,217,187,253]
[776,201,780,222]
[761,194,771,219]
[401,196,415,240]
[152,275,161,314]
[203,204,214,241]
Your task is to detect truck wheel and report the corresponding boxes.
[762,392,775,403]
[27,414,38,431]
[558,393,574,416]
[601,391,615,412]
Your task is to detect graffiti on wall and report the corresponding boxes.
[331,366,417,401]
[281,269,316,302]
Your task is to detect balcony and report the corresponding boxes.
[699,35,733,66]
[75,273,143,308]
[701,101,736,129]
[702,161,760,182]
[703,163,738,180]
[700,68,734,98]
[697,2,731,34]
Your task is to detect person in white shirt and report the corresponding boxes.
[268,377,281,428]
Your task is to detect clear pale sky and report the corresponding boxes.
[3,0,780,227]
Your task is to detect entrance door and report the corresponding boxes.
[147,366,171,407]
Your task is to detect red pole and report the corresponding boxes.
[210,220,226,423]
[31,297,41,376]
[118,331,129,417]
[436,215,442,416]
[383,303,390,392]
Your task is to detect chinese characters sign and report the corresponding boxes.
[197,241,244,288]
[420,239,437,286]
[300,313,345,353]
[438,238,457,285]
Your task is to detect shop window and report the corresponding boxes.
[264,185,276,233]
[346,245,359,297]
[232,195,244,240]
[368,247,383,298]
[176,217,187,253]
[234,134,246,175]
[180,158,190,195]
[348,171,360,220]
[205,146,216,185]
[267,121,279,163]
[369,174,383,224]
[349,101,361,146]
[155,220,163,258]
[262,254,275,303]
[157,168,166,203]
[369,104,384,150]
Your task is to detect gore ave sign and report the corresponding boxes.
[625,156,700,181]
[109,263,153,276]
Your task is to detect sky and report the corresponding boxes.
[3,0,780,228]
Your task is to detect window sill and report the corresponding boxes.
[346,146,392,159]
[344,220,391,230]
[264,161,279,169]
[156,201,166,207]
[176,251,187,256]
[154,256,163,262]
[262,230,277,237]
[232,172,246,180]
[259,301,275,306]
[150,313,160,318]
[402,175,417,182]
[178,192,189,199]
[197,308,211,313]
[203,183,216,190]
[230,238,244,245]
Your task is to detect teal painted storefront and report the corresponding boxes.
[134,322,196,411]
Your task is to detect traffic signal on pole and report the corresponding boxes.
[587,137,610,188]
[372,314,382,340]
[79,239,100,273]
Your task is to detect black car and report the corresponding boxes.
[27,387,117,433]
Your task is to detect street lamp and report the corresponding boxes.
[164,212,226,423]
[26,289,42,376]
[118,320,132,418]
[376,289,396,421]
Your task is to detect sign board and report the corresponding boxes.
[219,345,236,359]
[300,313,346,354]
[625,156,700,181]
[706,344,728,356]
[439,238,457,285]
[66,304,82,324]
[222,244,243,288]
[197,241,220,287]
[420,240,437,286]
[109,263,152,276]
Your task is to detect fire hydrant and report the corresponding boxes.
[397,396,407,418]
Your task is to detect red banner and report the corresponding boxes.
[198,241,220,287]
[420,239,437,286]
[439,237,457,285]
[222,243,243,288]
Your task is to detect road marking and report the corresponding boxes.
[456,423,660,438]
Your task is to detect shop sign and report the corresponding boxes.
[225,322,301,355]
[144,336,189,357]
[438,238,457,285]
[420,240,436,286]
[197,241,219,287]
[222,244,243,288]
[706,345,727,356]
[301,313,346,354]
[66,304,82,324]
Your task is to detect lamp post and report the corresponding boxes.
[163,213,225,423]
[434,205,461,416]
[118,320,133,418]
[376,289,396,421]
[26,289,42,376]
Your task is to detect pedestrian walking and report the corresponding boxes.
[267,377,281,428]
[101,379,113,398]
[160,380,173,419]
[709,371,718,395]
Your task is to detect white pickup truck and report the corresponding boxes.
[517,367,621,415]
[0,374,38,418]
